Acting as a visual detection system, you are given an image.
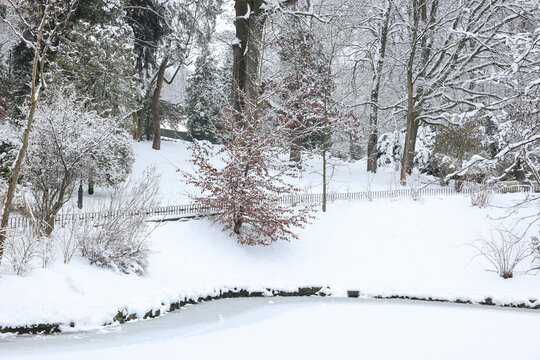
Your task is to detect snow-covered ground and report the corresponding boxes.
[2,297,540,360]
[126,140,436,205]
[1,140,539,336]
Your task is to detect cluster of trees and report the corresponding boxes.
[207,0,539,189]
[345,0,539,186]
[0,0,538,255]
[0,0,224,265]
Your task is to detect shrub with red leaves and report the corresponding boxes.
[184,101,312,246]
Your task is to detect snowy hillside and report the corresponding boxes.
[1,140,539,332]
[123,140,437,206]
[1,0,539,358]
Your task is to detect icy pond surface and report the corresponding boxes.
[1,297,540,360]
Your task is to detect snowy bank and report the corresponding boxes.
[1,193,540,333]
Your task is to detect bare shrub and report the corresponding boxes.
[471,226,531,279]
[78,168,160,275]
[408,174,423,201]
[55,220,81,265]
[37,234,56,269]
[529,235,540,272]
[4,228,40,275]
[468,180,495,208]
[53,202,83,265]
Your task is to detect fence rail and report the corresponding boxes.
[5,184,535,229]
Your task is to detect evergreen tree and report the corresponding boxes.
[125,0,164,79]
[184,48,230,141]
[71,0,119,24]
[53,17,138,118]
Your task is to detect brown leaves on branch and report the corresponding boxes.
[184,100,313,246]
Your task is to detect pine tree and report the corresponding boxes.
[53,18,138,118]
[184,48,231,142]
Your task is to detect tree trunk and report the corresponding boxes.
[152,57,168,150]
[289,136,302,166]
[367,0,392,174]
[0,34,43,262]
[400,0,419,185]
[322,68,331,213]
[322,131,327,212]
[88,178,94,195]
[137,109,143,141]
[400,114,419,184]
[515,158,525,183]
[232,0,297,110]
[132,112,139,140]
[367,131,378,172]
[44,196,64,236]
[233,219,242,234]
[233,0,268,112]
[400,0,436,185]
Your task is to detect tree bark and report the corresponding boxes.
[44,186,67,236]
[289,136,302,166]
[367,0,392,174]
[152,56,168,150]
[400,114,419,183]
[232,0,297,110]
[400,60,418,184]
[132,112,139,140]
[366,131,378,172]
[233,0,267,112]
[400,0,420,185]
[88,178,94,195]
[0,27,44,261]
[137,109,143,141]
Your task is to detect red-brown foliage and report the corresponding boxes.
[184,102,312,245]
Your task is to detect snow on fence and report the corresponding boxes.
[5,184,534,229]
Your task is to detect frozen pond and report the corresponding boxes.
[1,297,540,359]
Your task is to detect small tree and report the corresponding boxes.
[185,100,311,245]
[24,89,134,235]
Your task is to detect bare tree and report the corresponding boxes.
[357,0,394,173]
[398,0,527,184]
[24,89,134,236]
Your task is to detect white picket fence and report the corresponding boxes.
[5,184,534,229]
